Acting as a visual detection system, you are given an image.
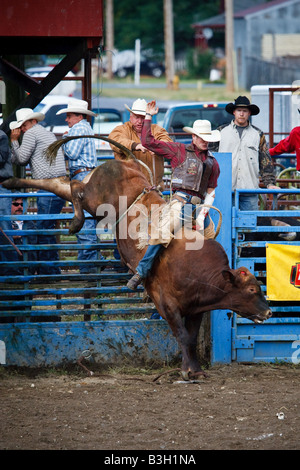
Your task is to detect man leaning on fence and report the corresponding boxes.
[56,98,103,274]
[10,108,66,275]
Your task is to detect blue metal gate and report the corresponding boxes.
[231,187,300,363]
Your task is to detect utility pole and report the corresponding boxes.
[225,0,235,92]
[2,55,25,177]
[163,0,175,89]
[134,38,141,86]
[105,0,114,79]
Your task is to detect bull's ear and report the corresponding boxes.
[222,269,236,284]
[222,268,251,285]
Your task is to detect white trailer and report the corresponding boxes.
[251,82,300,145]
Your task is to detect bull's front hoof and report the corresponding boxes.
[181,370,209,381]
[190,370,209,379]
[69,217,84,235]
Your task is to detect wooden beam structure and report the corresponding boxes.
[0,0,103,133]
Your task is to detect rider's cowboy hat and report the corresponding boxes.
[56,98,97,117]
[9,108,45,130]
[225,95,260,115]
[124,99,147,116]
[183,119,221,142]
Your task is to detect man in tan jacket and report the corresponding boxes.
[108,99,173,188]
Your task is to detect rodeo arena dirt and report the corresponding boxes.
[0,363,299,451]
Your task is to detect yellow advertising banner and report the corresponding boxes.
[266,243,300,301]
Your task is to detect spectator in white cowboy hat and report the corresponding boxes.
[10,107,66,276]
[56,98,103,273]
[108,98,173,188]
[10,108,66,179]
[210,95,278,211]
[127,100,221,290]
[56,98,97,179]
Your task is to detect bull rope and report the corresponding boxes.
[197,204,222,239]
[111,187,155,231]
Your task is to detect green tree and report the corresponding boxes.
[187,49,215,79]
[111,0,221,56]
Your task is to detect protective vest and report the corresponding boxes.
[172,145,214,195]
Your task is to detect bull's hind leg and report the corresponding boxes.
[2,176,72,201]
[69,180,86,234]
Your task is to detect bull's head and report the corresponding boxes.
[222,267,272,324]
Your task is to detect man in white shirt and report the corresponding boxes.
[210,96,278,210]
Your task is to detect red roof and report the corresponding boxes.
[235,0,295,18]
[192,0,296,29]
[0,0,103,37]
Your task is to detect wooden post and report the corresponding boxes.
[2,55,25,120]
[83,50,92,123]
[105,0,114,79]
[2,55,25,178]
[163,0,175,90]
[225,0,235,92]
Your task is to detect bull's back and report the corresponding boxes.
[146,236,230,308]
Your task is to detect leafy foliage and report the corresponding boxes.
[186,49,216,79]
[110,0,221,56]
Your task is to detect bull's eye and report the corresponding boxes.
[249,287,256,294]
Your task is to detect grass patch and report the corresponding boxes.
[95,77,250,103]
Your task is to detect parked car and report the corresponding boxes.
[162,102,233,143]
[26,66,77,97]
[106,50,165,79]
[34,95,71,134]
[116,57,165,78]
[91,108,123,152]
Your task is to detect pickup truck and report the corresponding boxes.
[161,102,232,142]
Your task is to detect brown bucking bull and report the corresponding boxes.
[2,136,272,379]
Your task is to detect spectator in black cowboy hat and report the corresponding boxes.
[210,96,278,210]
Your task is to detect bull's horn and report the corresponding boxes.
[45,135,137,164]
